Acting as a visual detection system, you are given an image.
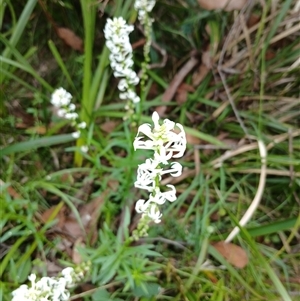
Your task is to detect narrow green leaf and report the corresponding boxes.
[0,134,75,157]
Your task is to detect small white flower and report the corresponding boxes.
[78,121,86,129]
[80,145,88,153]
[135,199,162,223]
[57,108,67,118]
[72,131,80,138]
[147,203,162,223]
[159,162,183,177]
[64,112,78,120]
[136,198,150,213]
[135,158,161,191]
[51,87,72,107]
[150,185,177,204]
[68,103,76,111]
[28,273,36,284]
[134,111,186,163]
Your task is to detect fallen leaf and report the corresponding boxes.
[247,14,261,28]
[100,120,120,133]
[0,180,22,199]
[176,83,195,105]
[198,0,247,11]
[212,241,248,268]
[56,27,83,52]
[265,50,276,60]
[25,125,47,134]
[41,205,66,228]
[63,217,83,238]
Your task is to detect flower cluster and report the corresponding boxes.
[133,112,186,224]
[134,0,156,25]
[11,265,89,301]
[104,17,140,116]
[51,88,88,152]
[134,0,156,89]
[51,88,78,121]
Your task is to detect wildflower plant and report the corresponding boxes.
[104,17,140,118]
[131,111,186,240]
[11,263,90,301]
[51,87,88,152]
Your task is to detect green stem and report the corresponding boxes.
[76,0,96,166]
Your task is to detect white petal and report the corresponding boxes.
[135,199,149,213]
[136,123,153,140]
[147,203,162,223]
[160,162,182,177]
[152,111,160,130]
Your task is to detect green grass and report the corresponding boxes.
[1,0,299,300]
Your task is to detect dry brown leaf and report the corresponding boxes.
[56,27,83,52]
[41,205,66,228]
[198,0,247,11]
[63,217,83,238]
[100,120,120,133]
[212,241,248,268]
[265,50,276,60]
[0,180,22,199]
[247,14,261,28]
[176,83,195,105]
[26,125,47,134]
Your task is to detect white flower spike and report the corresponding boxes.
[104,17,140,111]
[134,111,186,224]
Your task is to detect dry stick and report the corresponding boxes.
[211,142,259,168]
[225,140,267,243]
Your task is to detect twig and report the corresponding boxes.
[225,140,267,243]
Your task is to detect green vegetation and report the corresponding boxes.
[1,0,299,300]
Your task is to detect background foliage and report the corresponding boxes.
[0,0,299,300]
